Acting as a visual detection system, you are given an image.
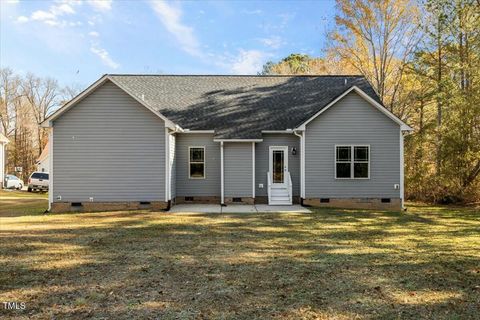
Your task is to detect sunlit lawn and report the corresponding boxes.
[0,190,479,319]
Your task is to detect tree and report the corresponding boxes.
[21,73,60,155]
[327,0,422,114]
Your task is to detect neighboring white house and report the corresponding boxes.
[0,133,8,188]
[36,142,49,173]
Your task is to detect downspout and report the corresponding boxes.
[48,128,53,212]
[400,130,406,211]
[220,141,225,206]
[293,130,305,206]
[165,127,170,210]
[165,125,181,211]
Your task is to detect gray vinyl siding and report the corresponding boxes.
[169,134,176,199]
[224,143,253,197]
[52,80,165,202]
[175,133,220,196]
[255,134,300,197]
[305,91,400,198]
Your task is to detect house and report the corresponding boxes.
[36,141,49,173]
[0,133,8,189]
[41,75,412,212]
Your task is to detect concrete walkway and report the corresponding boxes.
[168,204,311,214]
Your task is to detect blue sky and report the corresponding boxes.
[1,0,336,87]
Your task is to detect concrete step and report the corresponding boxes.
[271,196,290,201]
[269,201,292,205]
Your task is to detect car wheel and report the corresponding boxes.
[17,184,23,190]
[27,187,32,192]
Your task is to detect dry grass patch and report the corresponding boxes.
[0,196,479,319]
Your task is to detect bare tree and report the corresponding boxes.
[21,73,60,155]
[0,68,21,136]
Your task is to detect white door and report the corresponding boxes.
[269,146,288,187]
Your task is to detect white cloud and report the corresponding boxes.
[90,44,119,69]
[230,50,269,74]
[16,16,29,23]
[149,0,201,57]
[31,10,56,21]
[53,3,76,15]
[89,31,100,37]
[87,0,112,12]
[259,36,284,49]
[243,9,262,15]
[30,2,76,27]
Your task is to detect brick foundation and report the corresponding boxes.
[224,197,254,205]
[303,198,402,211]
[50,201,168,213]
[175,196,255,205]
[254,196,300,204]
[175,196,220,204]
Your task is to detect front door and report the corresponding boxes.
[269,146,288,187]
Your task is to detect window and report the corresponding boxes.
[189,147,205,179]
[335,145,369,179]
[31,173,49,180]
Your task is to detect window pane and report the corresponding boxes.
[336,146,351,161]
[190,163,204,178]
[190,148,204,162]
[354,146,369,161]
[354,163,369,178]
[336,163,351,178]
[31,173,49,179]
[272,150,284,183]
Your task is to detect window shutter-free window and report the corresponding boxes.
[335,145,369,179]
[189,147,205,179]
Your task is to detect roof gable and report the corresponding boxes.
[41,76,176,128]
[295,86,412,131]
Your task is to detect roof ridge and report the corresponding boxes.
[107,74,366,78]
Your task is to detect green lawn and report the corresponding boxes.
[0,191,479,319]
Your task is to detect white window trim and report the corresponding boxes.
[188,146,206,179]
[334,145,370,180]
[269,146,289,185]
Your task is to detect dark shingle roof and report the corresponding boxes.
[109,75,381,139]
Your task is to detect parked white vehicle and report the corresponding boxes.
[28,172,49,192]
[4,174,24,190]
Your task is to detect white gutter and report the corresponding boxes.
[213,139,263,142]
[400,131,405,210]
[165,127,169,202]
[252,142,255,199]
[183,129,214,133]
[220,141,224,205]
[48,128,53,211]
[294,130,305,200]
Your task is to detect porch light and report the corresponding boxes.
[292,147,297,155]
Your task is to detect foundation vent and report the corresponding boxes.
[320,198,330,203]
